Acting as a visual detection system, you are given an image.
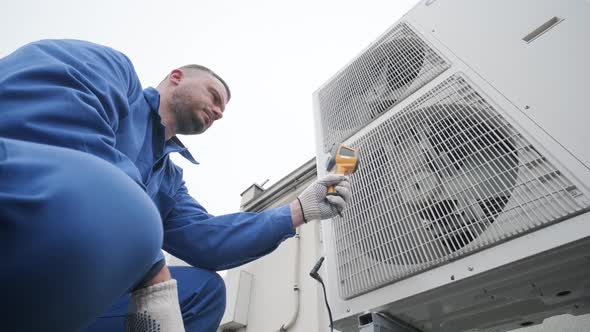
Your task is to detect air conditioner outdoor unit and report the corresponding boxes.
[312,1,590,331]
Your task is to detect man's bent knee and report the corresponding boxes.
[57,151,162,256]
[0,140,164,331]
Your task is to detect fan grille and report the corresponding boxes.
[334,74,590,299]
[318,22,449,153]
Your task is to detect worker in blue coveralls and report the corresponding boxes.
[0,39,352,332]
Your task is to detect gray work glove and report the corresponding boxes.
[297,174,352,222]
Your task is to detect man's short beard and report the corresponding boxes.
[169,89,205,135]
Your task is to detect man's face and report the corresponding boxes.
[167,71,228,135]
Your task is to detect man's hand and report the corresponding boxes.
[292,174,352,226]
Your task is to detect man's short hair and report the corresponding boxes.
[163,64,231,102]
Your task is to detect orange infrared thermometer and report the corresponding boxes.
[326,144,359,195]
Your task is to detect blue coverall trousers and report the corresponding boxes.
[0,138,225,332]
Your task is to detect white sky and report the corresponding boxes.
[1,0,416,215]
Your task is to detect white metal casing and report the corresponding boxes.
[312,0,590,331]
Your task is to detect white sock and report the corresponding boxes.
[126,279,185,332]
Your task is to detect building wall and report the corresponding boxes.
[218,159,331,332]
[221,217,325,332]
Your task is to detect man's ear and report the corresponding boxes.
[168,69,183,85]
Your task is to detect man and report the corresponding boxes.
[0,39,351,331]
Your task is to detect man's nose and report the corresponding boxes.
[212,107,223,120]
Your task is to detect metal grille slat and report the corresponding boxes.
[318,22,450,153]
[332,74,590,298]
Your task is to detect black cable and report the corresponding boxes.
[317,276,334,332]
[310,257,334,332]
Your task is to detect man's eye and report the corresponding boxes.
[211,91,220,104]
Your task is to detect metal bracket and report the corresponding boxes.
[358,312,422,332]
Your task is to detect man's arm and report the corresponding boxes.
[148,194,303,281]
[144,189,304,286]
[163,186,295,271]
[161,174,351,271]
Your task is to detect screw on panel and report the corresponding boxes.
[450,275,455,280]
[468,266,474,271]
[347,308,351,313]
[524,105,530,110]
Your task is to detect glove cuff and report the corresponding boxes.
[130,279,178,308]
[297,197,307,223]
[298,192,322,222]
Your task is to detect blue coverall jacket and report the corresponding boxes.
[0,39,295,331]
